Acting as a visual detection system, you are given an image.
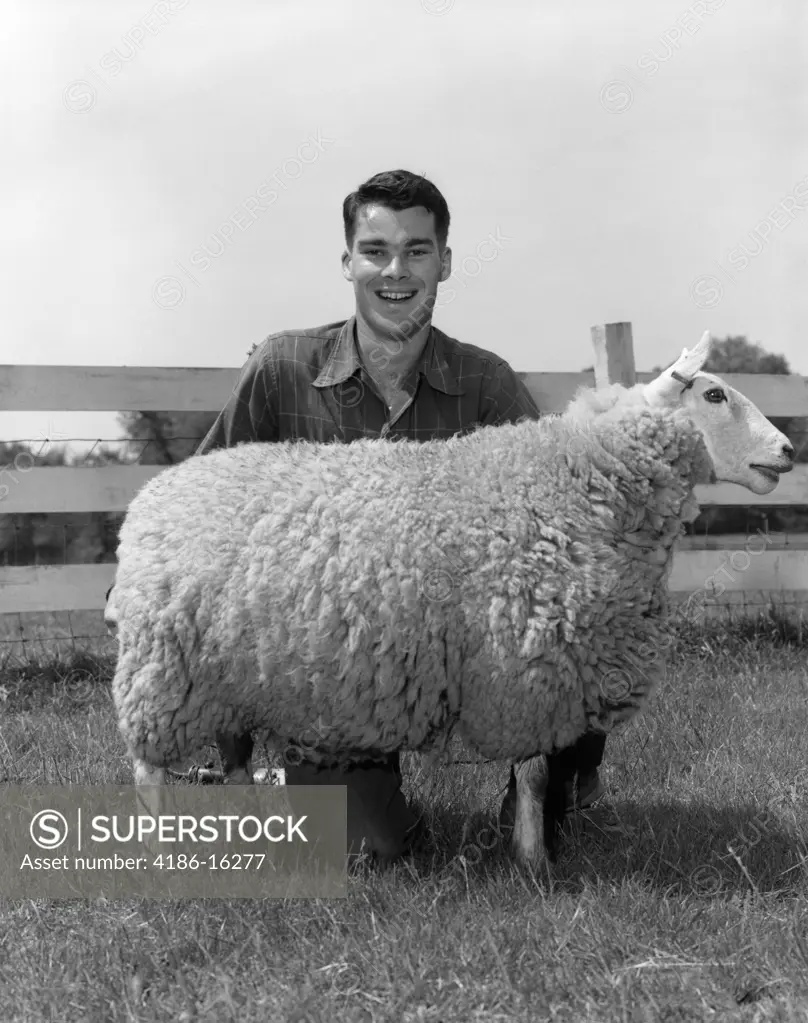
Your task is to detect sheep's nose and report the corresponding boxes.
[782,440,795,461]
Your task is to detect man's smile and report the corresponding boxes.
[376,288,418,304]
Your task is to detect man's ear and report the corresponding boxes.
[439,245,452,282]
[341,249,354,282]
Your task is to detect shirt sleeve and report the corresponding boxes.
[196,342,280,455]
[478,360,541,427]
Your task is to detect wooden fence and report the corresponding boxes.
[1,322,807,626]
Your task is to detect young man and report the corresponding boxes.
[196,168,604,861]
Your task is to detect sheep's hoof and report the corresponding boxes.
[511,826,553,875]
[512,832,546,868]
[133,760,167,786]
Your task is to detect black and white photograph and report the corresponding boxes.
[2,1,808,1020]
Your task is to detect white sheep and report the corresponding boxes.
[105,332,794,865]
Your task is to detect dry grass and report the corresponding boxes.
[0,612,807,1021]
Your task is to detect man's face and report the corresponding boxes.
[342,204,452,343]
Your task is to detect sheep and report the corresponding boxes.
[105,331,794,866]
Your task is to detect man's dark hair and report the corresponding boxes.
[342,169,451,251]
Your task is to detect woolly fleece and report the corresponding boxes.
[110,383,713,770]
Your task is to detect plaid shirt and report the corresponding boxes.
[197,316,540,453]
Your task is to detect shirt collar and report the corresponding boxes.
[312,316,464,396]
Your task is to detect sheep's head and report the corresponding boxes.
[643,331,795,495]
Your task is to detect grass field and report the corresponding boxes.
[1,612,808,1022]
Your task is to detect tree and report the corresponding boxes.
[648,335,790,375]
[115,411,218,466]
[585,336,790,376]
[700,335,790,375]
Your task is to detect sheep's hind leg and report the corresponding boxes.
[217,732,254,785]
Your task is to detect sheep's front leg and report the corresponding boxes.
[217,732,254,785]
[133,760,166,785]
[510,747,577,866]
[509,757,547,866]
[132,759,168,851]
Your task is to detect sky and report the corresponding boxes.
[3,0,807,453]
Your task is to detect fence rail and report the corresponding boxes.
[2,322,807,620]
[3,463,807,517]
[2,363,808,415]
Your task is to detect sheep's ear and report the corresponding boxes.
[674,330,712,377]
[644,331,712,405]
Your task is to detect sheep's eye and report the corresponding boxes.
[704,388,727,404]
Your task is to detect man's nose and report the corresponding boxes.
[382,256,408,278]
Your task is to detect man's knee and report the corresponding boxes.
[284,754,418,862]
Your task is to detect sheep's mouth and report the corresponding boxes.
[749,463,788,484]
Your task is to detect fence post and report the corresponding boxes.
[591,322,636,388]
